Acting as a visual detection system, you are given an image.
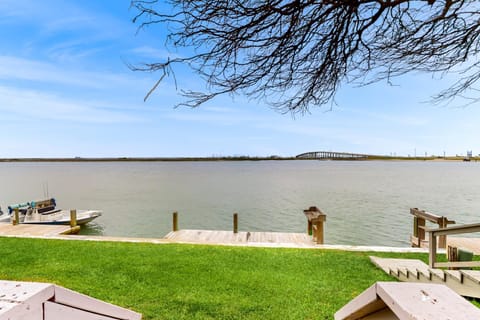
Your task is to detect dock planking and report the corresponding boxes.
[163,230,432,252]
[165,229,315,247]
[0,222,79,237]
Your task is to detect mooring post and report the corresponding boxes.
[13,208,19,226]
[173,211,178,231]
[314,213,326,244]
[233,213,238,233]
[70,209,77,228]
[303,206,326,244]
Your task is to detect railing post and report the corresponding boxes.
[438,217,447,249]
[172,211,178,231]
[314,216,326,244]
[13,208,19,225]
[70,209,77,228]
[233,213,238,234]
[417,217,425,245]
[429,231,437,268]
[413,216,418,237]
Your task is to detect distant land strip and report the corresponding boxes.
[0,156,295,162]
[0,155,477,162]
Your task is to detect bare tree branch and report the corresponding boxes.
[130,0,480,113]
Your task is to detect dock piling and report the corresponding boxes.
[70,209,77,228]
[13,208,19,226]
[173,211,178,231]
[303,206,326,244]
[233,213,238,233]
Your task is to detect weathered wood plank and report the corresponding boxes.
[0,222,78,237]
[434,261,480,269]
[427,223,480,236]
[333,284,387,320]
[377,282,480,320]
[369,257,429,275]
[410,208,455,225]
[336,282,480,320]
[461,270,480,284]
[370,256,480,298]
[53,285,142,320]
[44,302,116,320]
[164,229,313,247]
[448,237,480,255]
[0,280,141,320]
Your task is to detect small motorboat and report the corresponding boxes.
[6,198,102,225]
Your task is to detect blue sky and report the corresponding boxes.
[1,0,479,158]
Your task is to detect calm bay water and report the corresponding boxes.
[0,160,479,246]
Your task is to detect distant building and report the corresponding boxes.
[465,150,473,161]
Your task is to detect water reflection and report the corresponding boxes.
[79,221,105,236]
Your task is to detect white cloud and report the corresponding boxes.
[0,55,150,90]
[0,85,143,124]
[44,40,104,64]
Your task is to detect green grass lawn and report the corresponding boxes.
[0,237,444,319]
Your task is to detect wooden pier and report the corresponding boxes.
[165,230,314,248]
[0,222,79,237]
[164,209,320,248]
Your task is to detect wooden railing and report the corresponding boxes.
[410,208,455,249]
[426,222,480,268]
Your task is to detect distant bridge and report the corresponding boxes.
[296,151,369,160]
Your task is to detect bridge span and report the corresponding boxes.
[296,151,369,160]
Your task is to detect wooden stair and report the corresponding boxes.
[370,256,480,299]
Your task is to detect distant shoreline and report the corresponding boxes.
[0,156,295,162]
[0,156,476,162]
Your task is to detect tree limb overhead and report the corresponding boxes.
[131,0,480,113]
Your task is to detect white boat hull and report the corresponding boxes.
[21,209,102,225]
[0,213,10,223]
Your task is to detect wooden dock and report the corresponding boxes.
[165,230,315,247]
[0,222,79,237]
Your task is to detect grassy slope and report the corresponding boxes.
[0,237,445,319]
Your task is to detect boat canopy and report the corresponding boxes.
[7,198,56,214]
